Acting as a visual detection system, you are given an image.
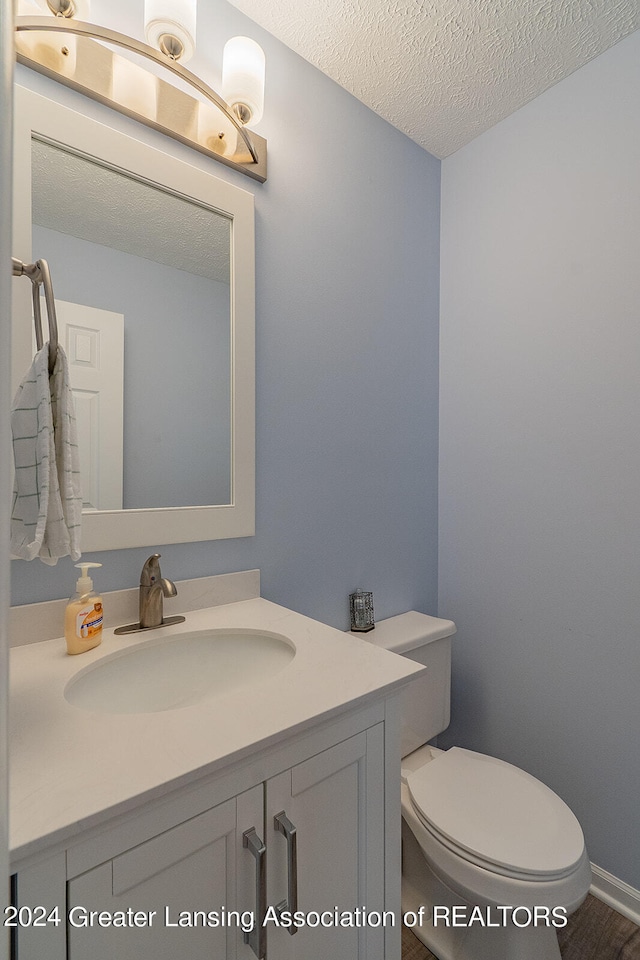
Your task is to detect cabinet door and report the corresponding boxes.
[265,726,386,960]
[67,786,262,960]
[12,851,67,960]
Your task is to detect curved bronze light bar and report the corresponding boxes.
[15,16,267,182]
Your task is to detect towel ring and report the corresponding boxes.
[12,256,59,375]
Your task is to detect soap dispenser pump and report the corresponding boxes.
[65,561,104,655]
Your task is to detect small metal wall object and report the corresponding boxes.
[349,589,375,632]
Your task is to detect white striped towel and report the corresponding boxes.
[10,342,83,564]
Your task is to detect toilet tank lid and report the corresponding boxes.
[366,611,456,654]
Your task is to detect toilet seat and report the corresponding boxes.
[406,747,585,881]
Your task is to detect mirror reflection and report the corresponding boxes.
[31,138,232,511]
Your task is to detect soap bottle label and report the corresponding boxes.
[76,603,103,640]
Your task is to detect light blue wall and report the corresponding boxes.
[11,0,441,631]
[439,30,640,889]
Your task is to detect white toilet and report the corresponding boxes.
[367,611,591,960]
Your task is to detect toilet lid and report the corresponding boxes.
[406,748,585,880]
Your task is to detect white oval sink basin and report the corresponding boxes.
[64,629,296,714]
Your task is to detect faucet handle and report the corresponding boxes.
[140,553,162,586]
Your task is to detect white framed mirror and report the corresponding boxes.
[12,86,255,552]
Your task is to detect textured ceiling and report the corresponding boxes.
[228,0,640,158]
[32,140,231,283]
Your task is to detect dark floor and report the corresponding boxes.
[401,895,640,960]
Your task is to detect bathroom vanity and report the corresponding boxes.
[9,597,421,960]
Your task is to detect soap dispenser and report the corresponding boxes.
[65,562,104,655]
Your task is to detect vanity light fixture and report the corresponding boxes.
[14,1,267,181]
[222,36,265,127]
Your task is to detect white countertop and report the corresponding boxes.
[10,598,420,862]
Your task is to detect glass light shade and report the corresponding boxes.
[33,0,91,17]
[144,0,196,63]
[19,0,45,16]
[222,36,265,126]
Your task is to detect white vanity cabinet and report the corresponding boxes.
[12,711,396,960]
[10,597,418,960]
[265,726,385,960]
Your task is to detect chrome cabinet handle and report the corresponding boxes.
[274,810,298,936]
[243,827,266,958]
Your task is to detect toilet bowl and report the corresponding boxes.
[364,612,591,960]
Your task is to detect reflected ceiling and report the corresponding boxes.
[31,139,230,282]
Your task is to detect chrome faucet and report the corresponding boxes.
[114,553,185,635]
[139,553,177,628]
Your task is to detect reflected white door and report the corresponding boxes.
[45,299,124,511]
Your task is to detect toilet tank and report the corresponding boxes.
[365,611,456,758]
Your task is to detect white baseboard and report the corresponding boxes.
[590,862,640,927]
